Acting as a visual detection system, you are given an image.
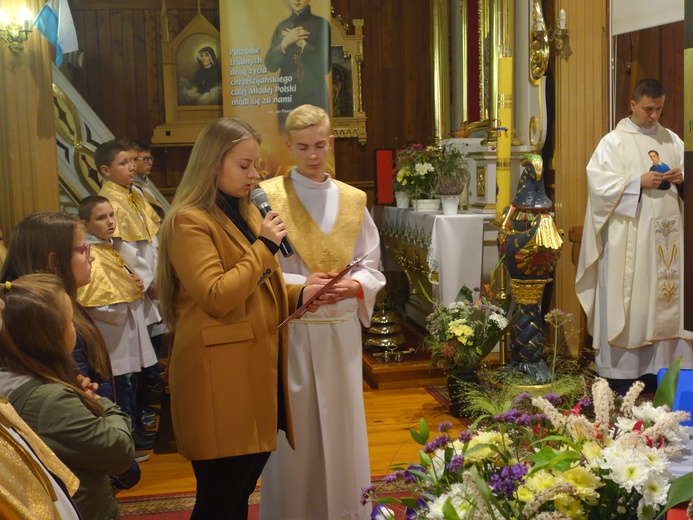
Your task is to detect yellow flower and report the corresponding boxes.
[464,431,512,465]
[517,469,558,502]
[580,441,602,464]
[447,319,473,345]
[554,494,586,519]
[558,466,601,502]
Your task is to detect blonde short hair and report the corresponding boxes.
[285,104,331,135]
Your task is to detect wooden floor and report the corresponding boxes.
[118,383,456,498]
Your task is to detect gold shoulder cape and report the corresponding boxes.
[0,398,79,519]
[261,175,366,273]
[99,181,160,242]
[77,242,143,307]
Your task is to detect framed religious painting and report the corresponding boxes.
[330,11,367,144]
[152,12,223,144]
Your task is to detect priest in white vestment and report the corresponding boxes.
[259,105,385,520]
[576,78,693,391]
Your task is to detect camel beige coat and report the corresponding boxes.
[167,207,301,461]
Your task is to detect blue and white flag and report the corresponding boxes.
[33,0,78,66]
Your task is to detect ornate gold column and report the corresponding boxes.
[0,0,60,234]
[431,0,451,142]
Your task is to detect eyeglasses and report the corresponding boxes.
[135,156,154,163]
[72,244,91,257]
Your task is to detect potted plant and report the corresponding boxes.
[394,143,441,212]
[391,176,409,208]
[434,145,469,214]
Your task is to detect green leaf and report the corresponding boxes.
[410,418,430,445]
[455,285,474,303]
[653,357,681,408]
[441,498,463,520]
[400,497,421,509]
[530,446,580,473]
[656,470,693,518]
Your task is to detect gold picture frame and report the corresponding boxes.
[330,11,367,144]
[152,12,223,144]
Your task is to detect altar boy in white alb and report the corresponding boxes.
[576,78,692,393]
[259,104,385,520]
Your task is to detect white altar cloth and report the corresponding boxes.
[375,206,485,305]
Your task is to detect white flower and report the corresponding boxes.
[606,455,649,492]
[488,313,508,328]
[425,483,474,519]
[415,162,435,176]
[640,471,670,507]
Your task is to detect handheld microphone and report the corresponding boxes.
[250,188,294,258]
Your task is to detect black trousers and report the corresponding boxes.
[190,452,271,520]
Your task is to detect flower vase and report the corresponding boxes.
[441,195,459,215]
[412,198,440,213]
[446,372,479,418]
[394,191,410,209]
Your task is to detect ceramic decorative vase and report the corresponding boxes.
[412,198,440,213]
[394,191,410,209]
[441,195,459,215]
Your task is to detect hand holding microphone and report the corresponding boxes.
[251,188,294,258]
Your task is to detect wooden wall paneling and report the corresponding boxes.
[552,0,608,357]
[0,0,60,233]
[69,0,435,203]
[121,10,138,140]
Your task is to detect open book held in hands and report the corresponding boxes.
[276,256,366,330]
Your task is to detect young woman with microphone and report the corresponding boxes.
[156,117,324,520]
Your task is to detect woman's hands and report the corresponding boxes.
[259,211,288,247]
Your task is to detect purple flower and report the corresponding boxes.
[544,393,562,405]
[405,498,428,519]
[438,421,454,432]
[360,485,376,505]
[513,392,532,406]
[458,430,472,443]
[578,396,593,407]
[423,434,450,453]
[446,454,465,473]
[371,504,395,520]
[404,465,425,483]
[487,463,528,497]
[383,472,401,483]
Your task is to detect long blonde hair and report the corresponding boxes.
[156,117,262,329]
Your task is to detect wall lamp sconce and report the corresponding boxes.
[0,8,34,54]
[529,0,568,82]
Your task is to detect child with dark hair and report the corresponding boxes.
[130,139,170,219]
[78,195,161,453]
[0,274,135,520]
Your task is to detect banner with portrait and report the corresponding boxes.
[219,0,333,178]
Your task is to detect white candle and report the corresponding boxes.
[536,12,544,31]
[19,8,32,30]
[559,9,566,30]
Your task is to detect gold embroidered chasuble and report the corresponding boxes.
[99,181,160,242]
[261,175,366,273]
[0,399,79,519]
[77,242,143,308]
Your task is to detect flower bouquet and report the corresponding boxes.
[394,144,441,200]
[362,361,693,520]
[425,286,513,374]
